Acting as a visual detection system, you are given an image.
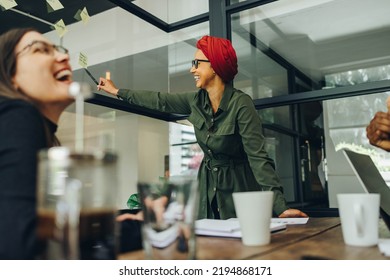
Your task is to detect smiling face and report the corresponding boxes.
[12,31,73,121]
[190,49,216,90]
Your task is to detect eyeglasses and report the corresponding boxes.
[191,59,210,69]
[16,40,69,57]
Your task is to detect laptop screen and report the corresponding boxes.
[343,149,390,230]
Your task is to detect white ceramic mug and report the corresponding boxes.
[233,191,274,246]
[337,193,380,247]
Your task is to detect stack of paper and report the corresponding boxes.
[195,218,287,238]
[271,217,309,224]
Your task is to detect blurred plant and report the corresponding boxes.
[335,142,390,171]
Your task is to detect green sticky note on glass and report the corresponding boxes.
[74,9,82,21]
[78,52,88,68]
[46,0,64,13]
[53,19,68,38]
[0,0,18,10]
[80,7,90,24]
[74,7,90,24]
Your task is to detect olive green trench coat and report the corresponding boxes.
[118,85,289,219]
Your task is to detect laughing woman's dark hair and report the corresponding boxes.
[0,28,73,259]
[0,28,34,100]
[0,28,60,146]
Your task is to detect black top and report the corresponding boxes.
[0,96,57,259]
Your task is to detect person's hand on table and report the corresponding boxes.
[115,196,168,223]
[278,208,308,218]
[116,211,144,222]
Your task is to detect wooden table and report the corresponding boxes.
[118,217,390,260]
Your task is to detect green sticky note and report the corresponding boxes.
[74,7,90,24]
[53,19,68,38]
[74,9,82,21]
[0,0,18,10]
[80,7,90,24]
[78,52,88,69]
[46,0,64,12]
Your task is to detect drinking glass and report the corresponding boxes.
[138,176,198,259]
[36,147,119,259]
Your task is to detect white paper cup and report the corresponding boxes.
[337,193,380,247]
[233,191,274,246]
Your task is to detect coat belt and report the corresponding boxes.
[203,158,247,170]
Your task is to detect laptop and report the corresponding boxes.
[342,149,390,231]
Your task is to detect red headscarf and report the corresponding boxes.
[196,35,238,83]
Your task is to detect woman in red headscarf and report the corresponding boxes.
[99,35,307,219]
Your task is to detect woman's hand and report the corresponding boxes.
[278,208,308,218]
[97,77,119,96]
[116,211,144,222]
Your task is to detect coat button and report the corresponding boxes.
[208,149,212,154]
[213,187,216,192]
[213,167,218,172]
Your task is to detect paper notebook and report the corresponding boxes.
[195,218,287,238]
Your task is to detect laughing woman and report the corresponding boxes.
[0,28,74,259]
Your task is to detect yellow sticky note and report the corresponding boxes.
[54,19,68,38]
[74,9,82,21]
[46,0,64,12]
[80,7,90,24]
[0,0,18,10]
[78,52,88,69]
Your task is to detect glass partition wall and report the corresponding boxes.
[9,0,389,209]
[229,1,329,208]
[227,0,390,209]
[54,3,211,207]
